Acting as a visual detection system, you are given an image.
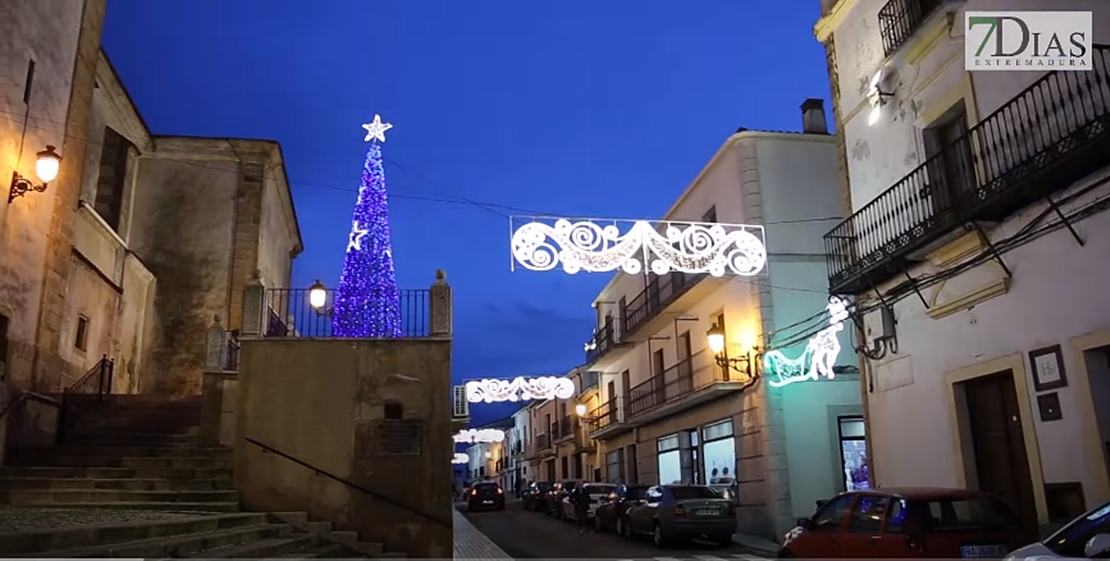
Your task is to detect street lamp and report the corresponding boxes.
[9,145,62,204]
[485,451,492,459]
[575,403,587,417]
[308,280,328,311]
[706,322,757,381]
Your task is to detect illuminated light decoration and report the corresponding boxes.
[454,429,506,444]
[332,117,403,338]
[764,296,850,388]
[509,217,766,276]
[452,453,469,464]
[465,376,575,403]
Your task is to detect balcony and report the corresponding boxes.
[587,398,632,440]
[585,318,625,367]
[625,350,753,425]
[535,432,551,453]
[826,47,1110,295]
[623,271,720,341]
[877,0,944,57]
[555,416,575,442]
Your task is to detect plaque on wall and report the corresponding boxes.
[374,420,422,455]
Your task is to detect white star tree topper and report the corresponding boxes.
[362,114,393,143]
[347,220,369,251]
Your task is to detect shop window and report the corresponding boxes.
[838,416,871,491]
[703,419,736,484]
[657,434,681,485]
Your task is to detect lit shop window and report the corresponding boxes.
[838,416,871,491]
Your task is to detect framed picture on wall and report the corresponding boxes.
[1029,345,1068,392]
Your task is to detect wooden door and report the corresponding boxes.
[962,371,1038,532]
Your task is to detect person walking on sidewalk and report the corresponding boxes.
[573,487,592,534]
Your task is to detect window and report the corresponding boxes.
[847,495,890,533]
[923,101,975,216]
[924,497,1023,531]
[702,205,717,223]
[95,127,131,231]
[384,402,403,419]
[560,455,568,479]
[886,498,906,533]
[0,314,9,375]
[703,419,736,484]
[812,494,853,531]
[74,316,89,351]
[838,416,870,491]
[669,486,720,500]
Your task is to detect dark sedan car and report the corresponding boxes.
[467,481,506,512]
[523,481,554,512]
[594,484,650,533]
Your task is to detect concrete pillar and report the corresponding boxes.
[429,269,452,337]
[205,315,226,371]
[241,269,266,338]
[200,371,236,446]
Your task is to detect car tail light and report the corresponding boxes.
[727,504,736,517]
[471,489,477,496]
[674,504,686,517]
[496,488,503,494]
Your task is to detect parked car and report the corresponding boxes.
[560,483,618,521]
[547,480,581,518]
[779,487,1033,558]
[466,481,505,512]
[622,484,735,547]
[708,483,739,505]
[595,484,650,533]
[523,481,555,512]
[1005,501,1110,559]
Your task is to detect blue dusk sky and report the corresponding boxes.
[102,0,830,425]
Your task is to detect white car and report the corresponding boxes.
[1005,502,1110,559]
[560,483,618,520]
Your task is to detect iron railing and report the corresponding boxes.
[825,47,1110,294]
[626,350,738,418]
[556,416,575,441]
[588,399,623,432]
[65,355,114,399]
[535,432,550,451]
[263,287,431,338]
[877,0,944,57]
[624,271,706,336]
[585,318,619,364]
[223,330,240,371]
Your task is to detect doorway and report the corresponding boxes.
[960,370,1038,531]
[1082,346,1110,485]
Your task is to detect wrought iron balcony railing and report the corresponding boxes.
[585,318,619,364]
[536,432,550,451]
[263,287,431,338]
[877,0,944,57]
[825,46,1110,294]
[626,350,736,418]
[588,399,623,432]
[624,271,706,336]
[556,416,574,440]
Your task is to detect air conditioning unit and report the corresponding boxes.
[452,385,469,418]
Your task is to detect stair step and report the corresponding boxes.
[181,535,318,558]
[1,488,240,504]
[0,501,239,512]
[10,456,232,469]
[272,543,353,558]
[28,522,294,558]
[0,512,267,555]
[0,466,230,479]
[21,446,233,458]
[65,432,199,444]
[0,477,233,491]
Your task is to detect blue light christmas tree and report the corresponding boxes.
[331,115,403,338]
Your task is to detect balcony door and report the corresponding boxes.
[678,331,693,391]
[924,101,976,225]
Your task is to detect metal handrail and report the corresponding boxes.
[244,437,451,528]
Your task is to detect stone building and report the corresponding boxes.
[524,368,602,483]
[579,101,863,540]
[0,0,301,397]
[813,0,1110,533]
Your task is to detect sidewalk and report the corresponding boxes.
[731,532,779,557]
[453,507,513,560]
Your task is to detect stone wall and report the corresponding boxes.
[233,337,453,558]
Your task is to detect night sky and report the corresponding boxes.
[102,0,830,425]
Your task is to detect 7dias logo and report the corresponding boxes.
[966,11,1092,70]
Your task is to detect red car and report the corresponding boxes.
[779,487,1033,558]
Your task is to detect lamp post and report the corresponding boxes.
[308,280,331,314]
[9,145,61,204]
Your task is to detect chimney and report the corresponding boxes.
[801,98,828,134]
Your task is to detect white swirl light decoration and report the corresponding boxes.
[510,217,766,276]
[465,376,575,402]
[452,453,469,464]
[454,429,506,443]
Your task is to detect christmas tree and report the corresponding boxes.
[332,115,403,338]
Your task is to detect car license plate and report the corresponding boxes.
[696,509,719,516]
[482,500,494,504]
[960,544,1007,558]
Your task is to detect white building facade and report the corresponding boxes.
[582,102,864,540]
[817,0,1110,534]
[507,406,531,494]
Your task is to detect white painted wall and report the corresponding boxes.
[781,379,862,518]
[828,0,1110,509]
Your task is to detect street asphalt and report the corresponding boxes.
[459,499,769,560]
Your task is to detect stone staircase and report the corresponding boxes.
[0,395,402,558]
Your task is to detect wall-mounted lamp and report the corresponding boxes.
[9,145,61,204]
[706,323,759,381]
[867,67,897,127]
[485,451,492,459]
